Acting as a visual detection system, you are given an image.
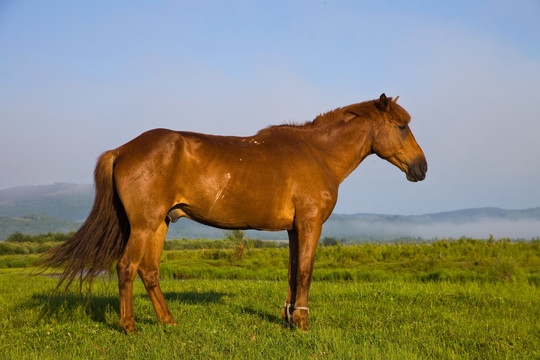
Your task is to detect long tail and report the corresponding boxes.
[36,150,130,291]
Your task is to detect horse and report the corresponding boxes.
[38,93,427,333]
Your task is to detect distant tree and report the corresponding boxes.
[5,232,26,243]
[225,230,248,260]
[322,237,340,247]
[253,239,265,248]
[5,231,73,244]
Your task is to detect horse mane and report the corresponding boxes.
[257,99,380,135]
[257,96,409,135]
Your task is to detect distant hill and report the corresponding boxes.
[0,214,81,239]
[0,183,93,220]
[323,208,540,240]
[1,183,539,240]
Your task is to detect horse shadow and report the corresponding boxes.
[162,292,283,325]
[17,292,120,327]
[162,291,227,305]
[17,289,229,325]
[17,289,284,330]
[164,292,284,325]
[239,305,283,326]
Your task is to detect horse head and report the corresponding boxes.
[370,94,427,182]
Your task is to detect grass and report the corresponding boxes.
[159,239,540,283]
[0,239,539,359]
[1,274,538,359]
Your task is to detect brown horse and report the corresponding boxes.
[38,94,427,333]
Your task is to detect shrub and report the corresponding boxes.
[322,237,340,246]
[489,257,519,282]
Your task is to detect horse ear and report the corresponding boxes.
[393,96,399,103]
[375,93,390,112]
[343,112,356,122]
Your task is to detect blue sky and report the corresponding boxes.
[1,1,539,215]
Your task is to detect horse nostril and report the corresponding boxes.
[421,163,428,174]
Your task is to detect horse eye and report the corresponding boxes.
[399,125,407,130]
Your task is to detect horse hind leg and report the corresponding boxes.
[117,227,149,334]
[137,220,176,326]
[117,220,175,333]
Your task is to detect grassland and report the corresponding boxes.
[0,238,538,359]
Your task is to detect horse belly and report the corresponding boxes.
[175,175,295,231]
[177,200,294,231]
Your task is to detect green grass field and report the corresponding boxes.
[0,239,539,359]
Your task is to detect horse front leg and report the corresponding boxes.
[290,218,322,331]
[282,229,299,323]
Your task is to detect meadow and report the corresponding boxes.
[0,237,538,359]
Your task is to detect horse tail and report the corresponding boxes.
[37,150,130,291]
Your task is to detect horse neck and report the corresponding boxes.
[313,117,376,183]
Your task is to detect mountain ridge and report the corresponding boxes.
[1,183,539,240]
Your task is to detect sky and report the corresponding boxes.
[1,0,539,215]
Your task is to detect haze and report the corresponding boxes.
[1,1,539,215]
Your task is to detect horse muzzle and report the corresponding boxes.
[406,160,427,182]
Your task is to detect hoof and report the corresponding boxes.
[119,320,137,335]
[160,318,178,326]
[121,325,137,335]
[281,304,293,323]
[281,307,288,322]
[291,309,309,331]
